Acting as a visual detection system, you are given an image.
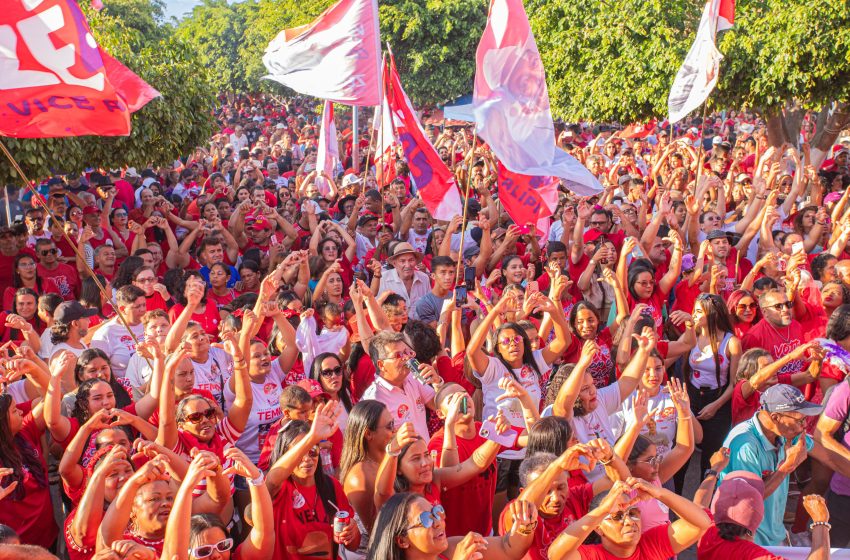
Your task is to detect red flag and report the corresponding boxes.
[496,162,559,239]
[384,54,462,221]
[622,119,658,139]
[717,0,734,31]
[0,0,160,138]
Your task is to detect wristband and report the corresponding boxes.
[704,469,718,479]
[515,520,538,535]
[810,521,831,530]
[386,443,401,457]
[248,471,265,486]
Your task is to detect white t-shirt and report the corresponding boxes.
[544,382,621,481]
[90,318,144,378]
[224,366,285,463]
[125,352,154,400]
[474,350,547,460]
[38,328,54,360]
[355,232,376,261]
[191,347,234,412]
[50,342,88,361]
[406,229,430,254]
[612,387,678,460]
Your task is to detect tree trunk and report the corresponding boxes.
[810,102,850,169]
[781,103,805,149]
[765,111,790,147]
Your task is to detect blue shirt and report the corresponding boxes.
[199,264,240,289]
[719,414,813,546]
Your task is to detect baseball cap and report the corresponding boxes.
[681,253,696,271]
[711,470,765,533]
[297,379,330,400]
[83,205,101,216]
[357,214,378,228]
[249,217,273,231]
[735,173,752,183]
[125,168,141,178]
[712,136,723,146]
[54,301,98,324]
[706,229,728,241]
[760,384,823,416]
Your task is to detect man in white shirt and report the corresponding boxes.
[361,331,441,442]
[378,242,431,316]
[91,285,146,379]
[229,125,249,152]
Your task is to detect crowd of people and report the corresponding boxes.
[0,94,849,560]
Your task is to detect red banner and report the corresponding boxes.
[496,162,559,239]
[0,0,160,138]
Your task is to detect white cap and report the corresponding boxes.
[342,174,362,188]
[125,167,140,178]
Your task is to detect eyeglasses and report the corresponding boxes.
[605,508,641,523]
[388,349,416,361]
[498,335,522,347]
[320,366,343,378]
[775,412,807,427]
[189,538,233,559]
[114,212,127,218]
[764,301,792,312]
[183,408,217,423]
[135,277,157,284]
[39,248,57,256]
[635,280,655,288]
[306,447,320,459]
[406,505,446,531]
[736,302,757,312]
[17,261,36,269]
[635,454,663,466]
[590,220,608,227]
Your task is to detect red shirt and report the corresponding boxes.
[271,477,353,560]
[741,320,808,376]
[698,521,784,560]
[38,262,80,300]
[627,289,667,335]
[259,421,342,473]
[563,329,616,389]
[499,482,593,560]
[578,525,674,560]
[169,299,222,342]
[428,423,496,537]
[0,410,57,548]
[144,291,168,312]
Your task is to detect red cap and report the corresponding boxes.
[297,379,330,400]
[83,205,101,216]
[711,470,765,533]
[250,217,273,231]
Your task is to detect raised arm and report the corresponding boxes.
[466,293,514,374]
[43,350,75,442]
[552,340,597,419]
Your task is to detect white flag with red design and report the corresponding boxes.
[315,101,339,196]
[262,0,381,106]
[667,0,735,124]
[472,0,601,196]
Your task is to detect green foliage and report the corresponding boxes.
[529,0,850,123]
[174,0,486,105]
[0,0,216,186]
[379,0,486,105]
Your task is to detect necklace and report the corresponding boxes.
[765,321,792,344]
[128,528,164,548]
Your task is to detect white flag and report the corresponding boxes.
[315,101,339,196]
[667,0,724,125]
[262,0,381,106]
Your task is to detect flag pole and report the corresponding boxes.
[352,106,360,173]
[454,128,478,282]
[3,187,10,226]
[0,139,151,368]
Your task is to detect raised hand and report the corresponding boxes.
[0,468,18,500]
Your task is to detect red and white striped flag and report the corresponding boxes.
[315,101,339,195]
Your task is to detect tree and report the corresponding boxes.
[174,0,252,93]
[530,0,850,153]
[0,0,216,185]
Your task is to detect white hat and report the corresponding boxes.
[275,123,286,129]
[712,136,723,146]
[739,123,755,134]
[125,167,140,178]
[141,177,157,188]
[342,174,362,188]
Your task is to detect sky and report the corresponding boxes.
[164,0,240,21]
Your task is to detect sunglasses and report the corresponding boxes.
[635,454,663,466]
[606,508,641,523]
[184,408,217,424]
[498,335,522,347]
[388,349,416,361]
[764,301,792,311]
[407,505,445,531]
[189,538,233,559]
[320,366,343,378]
[736,302,757,312]
[135,277,157,284]
[39,248,57,256]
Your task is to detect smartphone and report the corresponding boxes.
[464,266,476,290]
[792,241,804,255]
[460,396,468,415]
[479,420,519,447]
[517,225,530,235]
[454,286,467,308]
